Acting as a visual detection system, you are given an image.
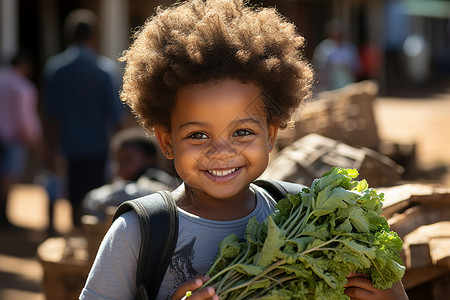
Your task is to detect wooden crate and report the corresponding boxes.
[37,237,90,300]
[37,207,117,300]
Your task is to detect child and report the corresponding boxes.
[82,127,178,220]
[80,1,408,299]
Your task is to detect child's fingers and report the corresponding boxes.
[187,286,217,300]
[172,277,204,300]
[172,276,215,300]
[344,273,378,300]
[344,274,375,299]
[344,274,375,290]
[344,275,408,300]
[344,286,374,300]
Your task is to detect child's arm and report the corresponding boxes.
[171,276,218,300]
[344,273,409,300]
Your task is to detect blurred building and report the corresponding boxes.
[0,0,449,92]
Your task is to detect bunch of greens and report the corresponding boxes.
[202,167,405,299]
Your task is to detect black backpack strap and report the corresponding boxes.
[253,179,305,201]
[113,191,179,300]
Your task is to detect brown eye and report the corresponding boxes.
[188,132,208,139]
[233,129,253,137]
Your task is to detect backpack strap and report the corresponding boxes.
[253,179,305,201]
[113,190,178,300]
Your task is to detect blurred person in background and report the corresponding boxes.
[313,19,361,93]
[0,50,43,228]
[82,127,178,220]
[43,9,124,232]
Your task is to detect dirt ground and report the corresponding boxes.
[374,86,450,187]
[1,81,449,300]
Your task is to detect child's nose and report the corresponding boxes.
[205,138,237,158]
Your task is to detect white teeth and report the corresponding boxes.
[208,168,237,177]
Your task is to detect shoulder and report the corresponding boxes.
[43,49,75,75]
[109,210,141,245]
[96,210,141,264]
[81,210,140,299]
[96,55,120,76]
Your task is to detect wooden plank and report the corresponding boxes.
[407,243,432,269]
[389,206,450,238]
[380,184,450,219]
[401,222,450,289]
[431,273,450,299]
[402,264,448,290]
[430,237,450,266]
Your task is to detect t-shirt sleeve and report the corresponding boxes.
[79,211,140,300]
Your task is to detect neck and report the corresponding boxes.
[179,185,256,221]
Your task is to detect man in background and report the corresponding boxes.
[43,9,124,231]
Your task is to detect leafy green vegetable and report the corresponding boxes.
[201,167,405,299]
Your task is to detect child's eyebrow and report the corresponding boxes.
[178,121,207,130]
[233,117,264,128]
[178,118,263,131]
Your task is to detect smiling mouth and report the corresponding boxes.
[207,168,238,177]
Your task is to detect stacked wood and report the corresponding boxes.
[262,133,403,187]
[380,184,450,299]
[277,80,380,150]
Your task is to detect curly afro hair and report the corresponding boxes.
[120,0,314,134]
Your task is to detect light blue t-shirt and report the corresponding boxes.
[80,183,277,300]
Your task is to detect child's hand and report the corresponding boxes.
[171,275,219,300]
[344,272,409,300]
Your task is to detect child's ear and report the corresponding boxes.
[154,126,173,159]
[267,123,279,153]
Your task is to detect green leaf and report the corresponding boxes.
[313,186,351,217]
[254,217,286,268]
[232,263,265,276]
[371,258,405,290]
[355,179,368,192]
[280,264,313,279]
[302,255,337,288]
[317,167,359,192]
[252,289,296,300]
[336,218,352,233]
[331,246,372,270]
[275,197,293,218]
[301,223,332,240]
[286,236,311,251]
[246,217,263,245]
[218,234,242,259]
[357,188,384,213]
[348,206,370,233]
[208,234,243,276]
[339,238,376,260]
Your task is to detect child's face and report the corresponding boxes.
[116,144,154,181]
[156,79,278,200]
